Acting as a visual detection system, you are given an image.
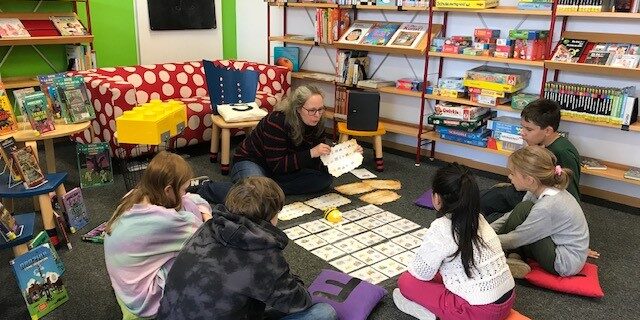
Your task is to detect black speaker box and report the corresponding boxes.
[347,90,380,131]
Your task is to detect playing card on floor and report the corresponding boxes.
[341,209,368,221]
[278,202,315,221]
[294,235,329,251]
[304,193,352,211]
[371,258,407,278]
[350,168,377,179]
[356,204,385,216]
[392,251,416,266]
[299,219,332,234]
[372,225,404,239]
[283,226,311,240]
[316,228,349,243]
[355,216,386,230]
[334,237,368,254]
[373,241,406,257]
[353,231,386,246]
[391,233,422,250]
[371,211,402,223]
[411,228,429,239]
[350,266,388,284]
[335,222,368,236]
[311,245,346,261]
[352,247,387,265]
[390,218,421,232]
[330,255,367,273]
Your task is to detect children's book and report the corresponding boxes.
[583,51,612,65]
[551,38,588,63]
[54,76,95,123]
[338,22,374,44]
[11,146,46,189]
[624,167,640,181]
[50,16,87,36]
[0,18,31,38]
[10,244,69,320]
[12,87,36,118]
[81,221,107,243]
[22,92,56,134]
[273,46,300,72]
[580,157,607,170]
[38,73,67,119]
[29,231,65,274]
[61,187,89,233]
[0,202,20,240]
[0,137,23,182]
[361,22,401,46]
[386,23,427,49]
[0,81,18,134]
[77,142,113,188]
[53,210,72,250]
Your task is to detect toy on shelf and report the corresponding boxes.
[115,99,187,145]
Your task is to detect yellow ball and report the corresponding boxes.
[324,208,343,223]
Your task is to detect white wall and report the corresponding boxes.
[237,0,640,199]
[134,0,223,64]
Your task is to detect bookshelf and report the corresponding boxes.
[429,51,546,67]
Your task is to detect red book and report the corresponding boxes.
[20,20,60,37]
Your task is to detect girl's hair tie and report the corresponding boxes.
[555,165,562,176]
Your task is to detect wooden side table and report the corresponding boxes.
[209,115,260,175]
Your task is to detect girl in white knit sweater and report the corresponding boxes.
[394,163,516,320]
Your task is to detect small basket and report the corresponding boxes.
[115,137,179,191]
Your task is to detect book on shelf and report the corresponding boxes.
[81,221,107,243]
[624,167,640,181]
[361,22,401,46]
[38,73,67,119]
[53,210,72,250]
[356,79,396,89]
[61,187,89,233]
[274,46,300,72]
[583,51,612,65]
[22,92,56,134]
[0,137,23,183]
[10,244,69,320]
[0,202,20,241]
[338,22,374,45]
[54,76,95,123]
[13,87,36,118]
[551,38,588,63]
[435,0,499,9]
[0,81,18,135]
[11,146,47,189]
[50,16,87,36]
[77,142,114,189]
[29,231,66,275]
[580,157,608,170]
[385,23,427,49]
[21,19,60,37]
[0,18,31,38]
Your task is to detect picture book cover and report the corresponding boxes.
[274,46,300,72]
[624,167,640,181]
[338,22,374,44]
[551,38,588,63]
[81,221,107,244]
[580,157,607,170]
[13,87,36,117]
[50,16,87,36]
[0,202,20,240]
[0,81,18,134]
[54,76,95,123]
[61,187,89,233]
[0,18,31,38]
[0,137,23,182]
[77,142,113,189]
[38,73,67,119]
[53,210,72,250]
[11,146,46,189]
[29,231,66,275]
[386,23,427,49]
[583,51,612,65]
[10,244,69,320]
[22,92,56,134]
[361,22,401,46]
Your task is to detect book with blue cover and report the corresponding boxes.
[10,244,69,319]
[274,46,300,72]
[29,231,65,274]
[361,22,400,46]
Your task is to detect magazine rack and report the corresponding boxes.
[0,212,35,256]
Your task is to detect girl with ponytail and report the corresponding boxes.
[491,146,591,278]
[394,163,515,320]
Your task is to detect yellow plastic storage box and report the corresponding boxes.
[115,99,187,145]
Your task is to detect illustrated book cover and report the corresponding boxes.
[0,137,23,182]
[0,18,31,38]
[81,221,107,243]
[22,92,56,134]
[338,22,374,44]
[76,142,113,188]
[0,81,18,134]
[61,187,89,233]
[11,146,46,189]
[274,46,300,72]
[50,16,87,36]
[361,22,401,46]
[386,23,427,49]
[29,231,66,274]
[54,76,95,123]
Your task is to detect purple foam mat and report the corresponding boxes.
[414,188,434,209]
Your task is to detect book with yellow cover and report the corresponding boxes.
[0,82,18,135]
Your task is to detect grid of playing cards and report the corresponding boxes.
[285,204,429,284]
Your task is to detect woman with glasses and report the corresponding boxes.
[195,84,362,203]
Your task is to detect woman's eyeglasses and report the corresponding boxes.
[301,106,326,116]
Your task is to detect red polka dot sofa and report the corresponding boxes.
[69,60,291,157]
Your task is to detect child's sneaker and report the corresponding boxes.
[392,288,436,320]
[187,176,210,194]
[506,257,531,279]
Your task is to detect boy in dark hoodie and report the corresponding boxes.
[157,176,338,320]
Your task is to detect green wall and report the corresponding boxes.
[222,0,237,59]
[0,0,137,79]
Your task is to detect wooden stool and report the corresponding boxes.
[337,122,386,172]
[210,115,260,175]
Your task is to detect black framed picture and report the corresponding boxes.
[148,0,217,30]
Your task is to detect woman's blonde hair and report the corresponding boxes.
[225,176,285,222]
[508,146,572,190]
[275,84,325,146]
[106,151,194,234]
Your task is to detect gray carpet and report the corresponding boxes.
[1,139,638,320]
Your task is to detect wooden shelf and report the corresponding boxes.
[0,12,77,19]
[557,11,640,19]
[333,23,442,57]
[324,108,426,137]
[269,35,319,46]
[377,87,515,111]
[422,131,514,156]
[402,6,429,11]
[433,6,551,16]
[356,5,401,10]
[292,70,336,84]
[544,60,640,79]
[378,86,425,98]
[287,2,341,8]
[582,161,640,186]
[429,51,545,67]
[561,116,640,132]
[0,35,93,46]
[3,76,39,89]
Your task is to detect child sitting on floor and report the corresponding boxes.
[492,146,590,278]
[104,151,212,319]
[394,163,515,320]
[157,176,337,320]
